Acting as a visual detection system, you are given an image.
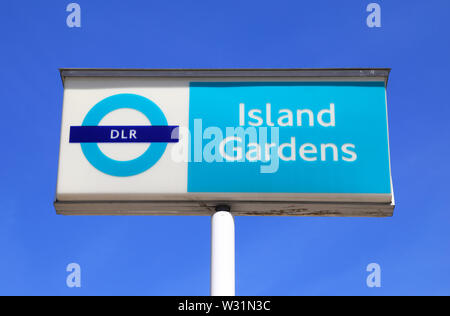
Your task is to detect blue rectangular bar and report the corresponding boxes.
[69,126,179,143]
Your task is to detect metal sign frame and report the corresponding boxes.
[55,68,394,217]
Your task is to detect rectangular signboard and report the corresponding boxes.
[55,69,394,216]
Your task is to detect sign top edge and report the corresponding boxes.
[59,68,391,85]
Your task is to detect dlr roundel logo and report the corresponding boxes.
[69,94,179,177]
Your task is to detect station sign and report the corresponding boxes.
[55,69,394,216]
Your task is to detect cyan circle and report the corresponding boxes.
[81,94,168,177]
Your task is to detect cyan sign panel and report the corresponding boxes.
[188,82,391,195]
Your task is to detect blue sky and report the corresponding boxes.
[0,0,449,295]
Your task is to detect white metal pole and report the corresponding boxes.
[211,206,235,296]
